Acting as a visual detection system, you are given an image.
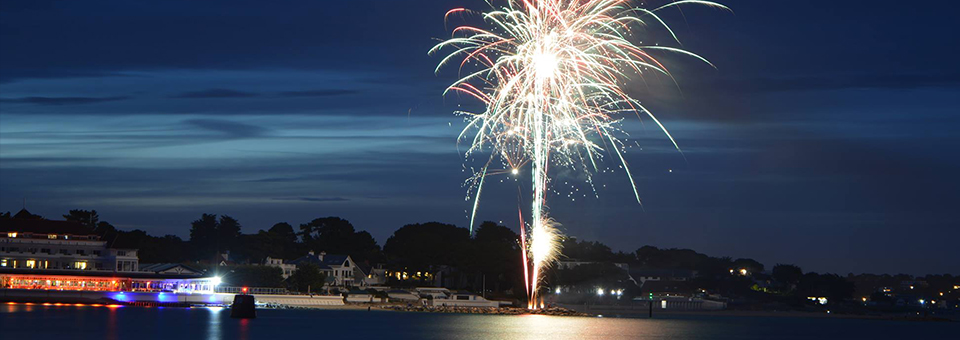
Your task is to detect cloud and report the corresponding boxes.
[170,89,258,98]
[0,96,131,105]
[690,74,960,94]
[184,119,268,138]
[271,197,350,202]
[277,89,358,97]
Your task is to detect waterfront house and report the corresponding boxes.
[288,251,358,287]
[1,211,139,273]
[263,256,297,279]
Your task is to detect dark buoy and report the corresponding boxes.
[230,294,257,319]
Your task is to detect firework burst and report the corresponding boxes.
[431,0,728,308]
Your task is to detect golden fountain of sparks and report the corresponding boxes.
[431,0,729,309]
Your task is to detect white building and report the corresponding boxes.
[263,256,297,279]
[1,211,139,273]
[288,251,358,287]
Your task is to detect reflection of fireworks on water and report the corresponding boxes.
[431,0,728,308]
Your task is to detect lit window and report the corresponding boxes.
[1,259,7,267]
[48,234,57,239]
[6,232,16,238]
[74,261,88,270]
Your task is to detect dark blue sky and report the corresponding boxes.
[2,0,958,275]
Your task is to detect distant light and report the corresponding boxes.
[511,168,519,175]
[597,288,604,296]
[211,276,222,286]
[555,287,561,294]
[668,169,672,173]
[919,299,925,305]
[739,268,748,276]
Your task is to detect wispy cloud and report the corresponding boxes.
[278,89,358,97]
[185,119,269,138]
[171,89,258,98]
[271,197,350,202]
[0,96,131,105]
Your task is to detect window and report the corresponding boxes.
[6,232,16,238]
[1,259,6,267]
[26,260,36,268]
[60,249,69,255]
[117,250,126,256]
[48,234,57,239]
[93,250,101,256]
[41,248,51,254]
[74,261,87,270]
[76,249,85,255]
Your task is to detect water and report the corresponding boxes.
[0,304,955,340]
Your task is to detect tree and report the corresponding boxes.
[553,262,631,292]
[217,215,242,253]
[288,263,328,293]
[472,221,521,293]
[268,222,299,247]
[383,222,471,274]
[226,265,284,288]
[63,209,99,229]
[561,237,617,262]
[732,258,765,274]
[797,273,856,303]
[299,217,381,263]
[772,264,803,286]
[187,214,243,262]
[190,214,220,261]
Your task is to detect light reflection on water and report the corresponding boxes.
[0,304,952,340]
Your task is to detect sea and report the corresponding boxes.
[0,304,955,339]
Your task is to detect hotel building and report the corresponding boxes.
[1,211,139,272]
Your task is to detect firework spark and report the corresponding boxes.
[431,0,728,308]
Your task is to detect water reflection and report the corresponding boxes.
[1,304,954,340]
[206,306,222,340]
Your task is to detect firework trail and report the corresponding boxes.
[431,0,728,308]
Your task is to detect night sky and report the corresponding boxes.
[2,0,958,275]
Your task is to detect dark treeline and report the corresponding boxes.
[2,209,954,305]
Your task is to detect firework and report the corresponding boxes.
[431,0,728,308]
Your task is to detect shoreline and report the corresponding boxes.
[276,303,957,322]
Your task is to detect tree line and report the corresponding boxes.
[3,209,954,305]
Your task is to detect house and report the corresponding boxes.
[263,256,297,279]
[628,268,698,286]
[357,263,387,286]
[1,211,139,272]
[288,251,358,287]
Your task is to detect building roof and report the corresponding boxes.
[0,217,96,236]
[288,253,351,269]
[139,263,204,275]
[0,267,206,279]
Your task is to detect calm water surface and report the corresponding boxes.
[0,304,955,339]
